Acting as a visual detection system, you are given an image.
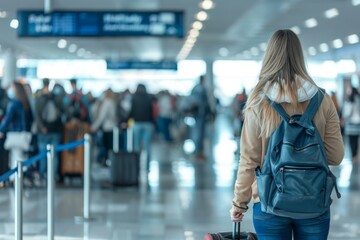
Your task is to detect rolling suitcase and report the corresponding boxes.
[61,121,90,176]
[110,126,140,186]
[204,222,257,240]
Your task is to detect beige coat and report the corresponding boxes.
[232,92,344,212]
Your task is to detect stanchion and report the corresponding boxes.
[15,161,23,240]
[47,144,55,240]
[75,133,95,223]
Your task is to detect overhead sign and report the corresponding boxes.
[106,60,177,70]
[17,10,184,37]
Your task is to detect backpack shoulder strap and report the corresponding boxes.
[267,98,290,122]
[300,90,324,122]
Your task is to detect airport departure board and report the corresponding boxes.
[17,10,184,37]
[106,60,177,70]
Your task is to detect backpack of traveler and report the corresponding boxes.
[68,93,88,122]
[42,94,60,124]
[255,90,341,219]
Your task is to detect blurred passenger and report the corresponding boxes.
[157,90,174,143]
[86,92,96,122]
[0,85,9,123]
[188,75,211,159]
[35,78,65,183]
[120,89,132,119]
[129,84,154,172]
[91,89,117,166]
[230,29,344,239]
[0,85,9,185]
[231,88,248,137]
[23,83,38,156]
[0,82,33,170]
[53,83,66,98]
[115,91,130,129]
[342,85,360,175]
[65,78,90,123]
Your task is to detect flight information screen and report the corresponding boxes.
[106,60,178,70]
[17,10,184,37]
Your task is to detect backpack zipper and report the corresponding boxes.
[280,166,320,171]
[279,166,320,193]
[283,142,319,151]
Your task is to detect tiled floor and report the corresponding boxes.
[0,111,359,239]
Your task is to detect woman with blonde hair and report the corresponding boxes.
[230,29,344,239]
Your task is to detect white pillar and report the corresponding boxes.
[45,0,52,13]
[2,49,16,88]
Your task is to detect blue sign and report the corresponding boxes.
[17,10,184,37]
[106,60,177,70]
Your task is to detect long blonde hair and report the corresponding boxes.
[245,29,318,138]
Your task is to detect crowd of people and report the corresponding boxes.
[0,79,174,186]
[0,76,216,187]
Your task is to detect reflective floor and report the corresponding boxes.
[0,110,359,239]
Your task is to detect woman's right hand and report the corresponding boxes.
[0,132,3,138]
[230,207,244,222]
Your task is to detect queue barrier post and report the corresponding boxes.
[75,133,94,223]
[15,161,23,240]
[47,144,55,240]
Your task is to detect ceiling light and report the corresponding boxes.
[219,48,229,57]
[68,44,77,53]
[185,42,195,48]
[243,51,251,58]
[77,48,85,57]
[250,47,259,56]
[333,39,343,48]
[192,21,203,30]
[308,47,317,56]
[186,37,197,44]
[84,51,92,58]
[196,11,208,21]
[352,0,360,6]
[290,26,301,34]
[347,34,359,44]
[189,29,200,38]
[200,0,215,10]
[10,19,19,29]
[0,11,7,18]
[319,43,329,52]
[324,8,339,18]
[259,43,267,51]
[57,39,67,49]
[304,18,318,28]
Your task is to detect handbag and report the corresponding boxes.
[4,132,32,151]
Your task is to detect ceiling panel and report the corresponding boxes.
[0,0,359,61]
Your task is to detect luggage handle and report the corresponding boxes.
[113,126,120,153]
[113,126,134,153]
[232,222,241,240]
[126,127,133,152]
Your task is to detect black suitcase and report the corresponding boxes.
[110,127,140,186]
[203,222,257,240]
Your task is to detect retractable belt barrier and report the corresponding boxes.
[0,140,84,183]
[0,136,90,240]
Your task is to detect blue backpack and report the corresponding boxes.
[256,90,341,219]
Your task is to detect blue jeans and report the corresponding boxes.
[38,133,61,180]
[133,122,154,171]
[191,115,206,153]
[157,117,173,142]
[253,203,330,240]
